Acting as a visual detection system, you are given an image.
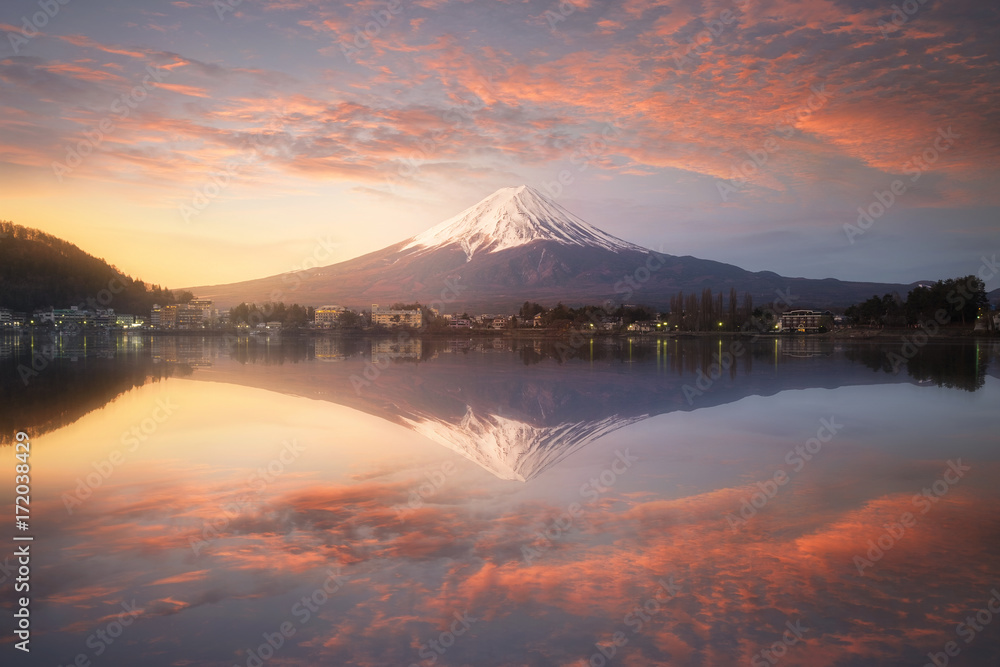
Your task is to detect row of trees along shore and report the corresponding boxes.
[517,288,761,331]
[844,275,989,328]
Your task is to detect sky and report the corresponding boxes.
[1,0,998,290]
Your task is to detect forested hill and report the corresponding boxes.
[0,221,178,314]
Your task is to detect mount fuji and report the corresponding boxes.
[187,185,916,310]
[401,185,646,259]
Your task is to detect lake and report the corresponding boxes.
[2,333,999,666]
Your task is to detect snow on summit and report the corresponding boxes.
[402,185,647,260]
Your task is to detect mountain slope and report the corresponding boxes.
[184,186,920,310]
[0,221,178,314]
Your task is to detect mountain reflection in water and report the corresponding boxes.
[2,333,998,667]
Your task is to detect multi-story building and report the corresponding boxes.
[176,306,202,329]
[315,305,345,327]
[779,310,832,333]
[626,321,656,333]
[371,304,422,328]
[151,298,213,329]
[188,298,215,327]
[94,308,116,327]
[150,304,177,329]
[51,307,88,328]
[0,308,11,327]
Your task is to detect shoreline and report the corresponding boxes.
[6,327,996,343]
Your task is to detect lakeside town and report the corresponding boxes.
[2,283,997,337]
[0,298,864,335]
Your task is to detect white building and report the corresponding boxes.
[371,304,422,328]
[315,305,345,327]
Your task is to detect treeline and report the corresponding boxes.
[845,275,988,327]
[0,221,180,314]
[844,343,987,392]
[519,302,657,327]
[665,288,758,331]
[230,302,315,327]
[518,288,762,331]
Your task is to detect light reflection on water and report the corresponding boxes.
[2,334,999,666]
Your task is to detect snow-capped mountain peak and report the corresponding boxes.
[402,185,647,260]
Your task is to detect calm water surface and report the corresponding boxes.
[1,333,998,666]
